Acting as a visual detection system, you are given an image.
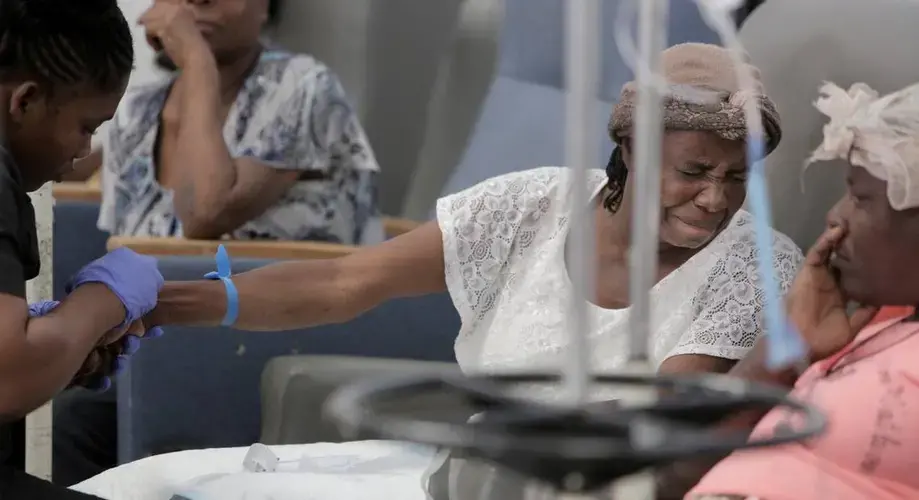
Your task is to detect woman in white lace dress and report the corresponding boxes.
[73,43,802,500]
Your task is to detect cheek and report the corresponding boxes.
[54,125,85,156]
[725,183,747,210]
[659,175,700,208]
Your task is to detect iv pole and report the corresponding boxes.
[325,3,822,500]
[564,0,668,497]
[25,183,54,480]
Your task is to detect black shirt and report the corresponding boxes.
[0,147,39,298]
[0,147,39,467]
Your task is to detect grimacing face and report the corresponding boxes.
[828,164,919,306]
[622,130,748,249]
[6,80,126,191]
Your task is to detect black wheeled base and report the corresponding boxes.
[325,372,825,495]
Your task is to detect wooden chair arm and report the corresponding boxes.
[107,236,356,260]
[381,216,422,237]
[56,181,424,240]
[52,182,102,203]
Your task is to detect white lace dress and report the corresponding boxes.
[73,167,803,500]
[440,167,802,400]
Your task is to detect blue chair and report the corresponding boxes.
[53,201,108,299]
[438,0,720,196]
[117,255,460,462]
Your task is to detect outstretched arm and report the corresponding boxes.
[148,221,448,331]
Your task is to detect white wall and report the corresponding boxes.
[118,0,167,87]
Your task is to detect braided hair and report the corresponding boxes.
[267,0,282,25]
[602,147,628,214]
[0,0,133,92]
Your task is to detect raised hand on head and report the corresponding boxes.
[785,225,878,362]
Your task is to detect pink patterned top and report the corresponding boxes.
[689,315,919,500]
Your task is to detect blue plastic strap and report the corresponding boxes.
[203,244,239,327]
[745,136,808,369]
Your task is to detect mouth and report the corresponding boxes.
[195,21,217,35]
[673,215,721,235]
[829,249,850,269]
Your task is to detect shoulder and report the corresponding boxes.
[254,50,344,96]
[111,80,170,126]
[436,167,605,256]
[712,209,804,284]
[440,167,604,204]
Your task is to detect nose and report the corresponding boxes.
[693,181,729,214]
[75,140,91,161]
[827,195,849,229]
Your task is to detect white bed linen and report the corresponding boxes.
[71,441,438,500]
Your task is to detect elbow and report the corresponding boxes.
[0,381,35,424]
[180,208,232,240]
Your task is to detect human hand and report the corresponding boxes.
[73,319,164,392]
[785,225,878,362]
[27,299,163,391]
[66,248,164,329]
[139,0,212,68]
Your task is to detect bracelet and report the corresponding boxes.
[203,244,239,327]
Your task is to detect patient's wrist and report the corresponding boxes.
[150,280,225,327]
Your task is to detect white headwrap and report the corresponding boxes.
[807,81,919,210]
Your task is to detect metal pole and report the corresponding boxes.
[615,0,669,498]
[627,0,668,368]
[25,183,54,480]
[563,0,601,407]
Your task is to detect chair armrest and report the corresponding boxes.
[382,217,422,238]
[260,355,461,444]
[52,182,102,203]
[107,236,356,260]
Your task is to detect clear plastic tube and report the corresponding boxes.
[693,0,808,369]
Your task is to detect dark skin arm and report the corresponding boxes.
[0,284,129,422]
[142,3,300,240]
[148,221,448,330]
[170,52,300,239]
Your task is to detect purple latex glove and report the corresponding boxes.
[65,248,164,328]
[28,300,60,317]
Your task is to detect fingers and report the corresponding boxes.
[126,319,145,337]
[805,226,846,266]
[122,335,141,356]
[101,319,152,346]
[100,324,130,346]
[849,305,880,333]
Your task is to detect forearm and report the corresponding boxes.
[174,53,238,236]
[655,341,800,498]
[0,285,124,421]
[149,258,376,331]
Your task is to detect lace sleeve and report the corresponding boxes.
[666,228,804,361]
[435,168,556,325]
